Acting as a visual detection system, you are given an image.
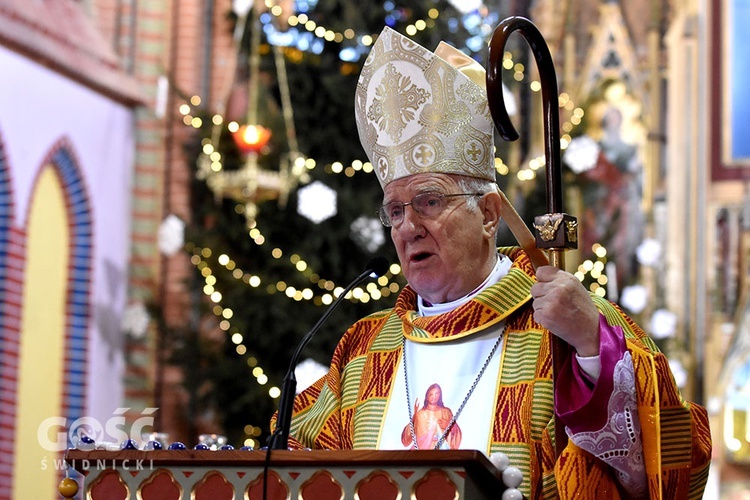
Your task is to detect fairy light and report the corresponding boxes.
[187,97,513,184]
[574,243,610,298]
[185,247,271,390]
[262,1,440,58]
[528,156,545,171]
[184,21,588,185]
[487,52,586,182]
[190,243,403,311]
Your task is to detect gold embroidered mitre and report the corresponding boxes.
[355,26,495,188]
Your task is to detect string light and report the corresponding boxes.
[278,9,437,43]
[184,238,404,441]
[497,52,585,177]
[188,244,310,448]
[574,243,609,298]
[187,248,275,401]
[188,242,404,309]
[186,238,403,347]
[183,47,584,184]
[186,103,513,184]
[182,13,587,186]
[261,2,445,61]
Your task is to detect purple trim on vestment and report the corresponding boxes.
[555,313,627,433]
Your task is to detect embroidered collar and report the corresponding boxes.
[417,253,510,316]
[394,247,536,343]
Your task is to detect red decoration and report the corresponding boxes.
[299,470,343,499]
[232,124,272,154]
[140,470,181,500]
[89,470,128,500]
[356,471,400,500]
[413,469,457,500]
[194,471,234,500]
[247,470,288,500]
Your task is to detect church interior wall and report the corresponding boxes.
[0,41,136,492]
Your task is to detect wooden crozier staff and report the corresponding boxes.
[486,16,579,458]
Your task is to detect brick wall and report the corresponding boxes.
[111,0,239,443]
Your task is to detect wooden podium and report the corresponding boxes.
[64,448,511,499]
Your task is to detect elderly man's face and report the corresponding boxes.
[383,173,493,304]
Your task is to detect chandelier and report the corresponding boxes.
[196,1,306,227]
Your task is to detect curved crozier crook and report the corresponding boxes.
[486,16,563,216]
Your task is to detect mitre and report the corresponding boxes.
[354,26,496,189]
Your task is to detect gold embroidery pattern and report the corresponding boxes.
[354,26,495,188]
[420,59,469,138]
[367,64,429,144]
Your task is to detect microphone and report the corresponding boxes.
[268,256,390,450]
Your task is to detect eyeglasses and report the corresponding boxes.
[377,192,483,227]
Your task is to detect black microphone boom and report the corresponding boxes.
[268,256,389,450]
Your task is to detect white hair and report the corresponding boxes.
[454,175,498,211]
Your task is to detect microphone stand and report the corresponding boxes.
[268,257,388,450]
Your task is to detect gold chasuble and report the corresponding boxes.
[276,247,712,499]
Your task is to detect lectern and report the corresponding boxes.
[64,448,516,499]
